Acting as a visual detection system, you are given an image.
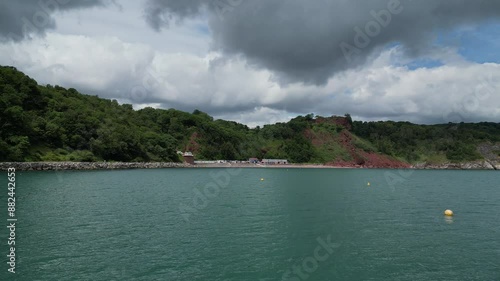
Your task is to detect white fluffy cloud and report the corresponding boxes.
[1,32,499,126]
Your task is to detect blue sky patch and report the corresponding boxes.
[436,21,500,63]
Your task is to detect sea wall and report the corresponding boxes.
[0,162,191,171]
[413,160,498,170]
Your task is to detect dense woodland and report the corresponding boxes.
[1,66,499,163]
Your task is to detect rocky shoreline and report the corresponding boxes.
[413,160,499,170]
[0,162,192,171]
[0,161,498,171]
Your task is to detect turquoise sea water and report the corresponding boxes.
[0,168,499,280]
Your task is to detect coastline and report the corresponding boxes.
[0,162,191,171]
[413,160,498,170]
[0,161,498,171]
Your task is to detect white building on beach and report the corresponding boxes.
[262,159,288,165]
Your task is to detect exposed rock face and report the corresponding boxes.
[413,161,497,170]
[0,162,191,171]
[325,130,411,169]
[477,143,500,170]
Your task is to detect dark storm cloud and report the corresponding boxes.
[144,0,500,85]
[144,0,206,30]
[0,0,105,42]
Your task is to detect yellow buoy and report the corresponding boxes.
[444,209,454,216]
[367,182,371,186]
[260,178,264,181]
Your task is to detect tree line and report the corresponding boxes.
[1,65,498,163]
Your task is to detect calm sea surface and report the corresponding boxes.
[1,168,499,280]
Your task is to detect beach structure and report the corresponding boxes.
[249,158,259,164]
[194,160,217,164]
[182,152,195,165]
[262,159,288,165]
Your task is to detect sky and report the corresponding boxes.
[0,0,499,127]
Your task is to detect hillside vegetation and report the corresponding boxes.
[1,65,499,165]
